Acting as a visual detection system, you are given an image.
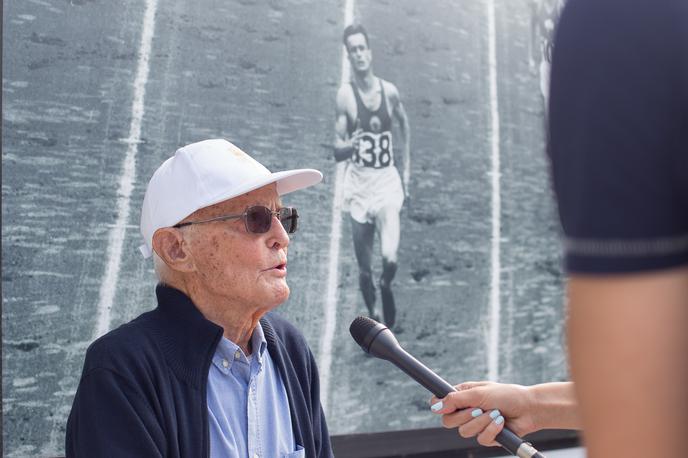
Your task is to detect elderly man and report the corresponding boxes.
[66,139,333,457]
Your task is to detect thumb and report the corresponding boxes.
[435,386,486,414]
[456,381,490,391]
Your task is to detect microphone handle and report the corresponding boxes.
[391,348,545,458]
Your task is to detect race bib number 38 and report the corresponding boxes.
[353,131,393,168]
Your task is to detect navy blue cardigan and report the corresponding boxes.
[66,285,333,457]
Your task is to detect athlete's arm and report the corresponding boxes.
[334,85,358,162]
[389,84,411,197]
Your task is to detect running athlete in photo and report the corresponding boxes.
[334,24,410,330]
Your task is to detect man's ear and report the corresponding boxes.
[152,228,195,273]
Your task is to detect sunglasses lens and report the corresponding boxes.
[279,207,298,234]
[245,206,272,233]
[244,206,298,234]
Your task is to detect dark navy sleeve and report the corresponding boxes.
[65,368,166,458]
[548,0,688,274]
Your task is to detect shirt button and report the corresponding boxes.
[234,350,241,359]
[222,359,229,368]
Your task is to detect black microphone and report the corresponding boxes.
[349,316,545,458]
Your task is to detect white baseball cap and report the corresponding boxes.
[138,138,323,258]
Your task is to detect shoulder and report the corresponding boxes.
[82,311,160,378]
[336,84,357,119]
[380,79,400,102]
[381,79,404,112]
[336,83,355,104]
[554,0,680,49]
[550,0,688,274]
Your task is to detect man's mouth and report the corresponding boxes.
[268,261,287,271]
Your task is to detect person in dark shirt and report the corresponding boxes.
[431,1,688,456]
[548,0,687,455]
[66,139,333,457]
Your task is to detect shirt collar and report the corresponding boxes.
[211,322,268,373]
[251,321,268,361]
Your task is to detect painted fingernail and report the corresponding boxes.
[431,401,443,412]
[471,408,483,418]
[495,415,504,425]
[489,409,501,420]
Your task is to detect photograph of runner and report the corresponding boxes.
[334,24,411,330]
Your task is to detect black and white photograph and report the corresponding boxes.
[2,0,599,456]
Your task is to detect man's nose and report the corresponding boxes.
[267,215,289,249]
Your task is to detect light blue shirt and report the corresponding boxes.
[207,322,302,458]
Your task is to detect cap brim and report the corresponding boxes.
[204,168,323,209]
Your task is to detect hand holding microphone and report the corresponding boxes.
[429,381,540,448]
[349,316,546,458]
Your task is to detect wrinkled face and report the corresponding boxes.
[182,183,290,313]
[346,33,372,73]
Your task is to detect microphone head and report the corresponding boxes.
[349,316,384,353]
[349,316,400,359]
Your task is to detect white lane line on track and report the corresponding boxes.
[486,0,502,381]
[93,0,158,340]
[318,0,355,413]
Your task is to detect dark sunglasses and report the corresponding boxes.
[173,205,298,234]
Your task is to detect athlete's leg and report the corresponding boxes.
[376,206,401,328]
[351,216,378,319]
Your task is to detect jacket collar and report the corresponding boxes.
[152,284,224,389]
[151,284,283,390]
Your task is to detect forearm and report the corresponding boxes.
[400,122,410,185]
[333,142,354,162]
[526,382,580,431]
[567,271,688,458]
[334,103,354,162]
[402,145,410,186]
